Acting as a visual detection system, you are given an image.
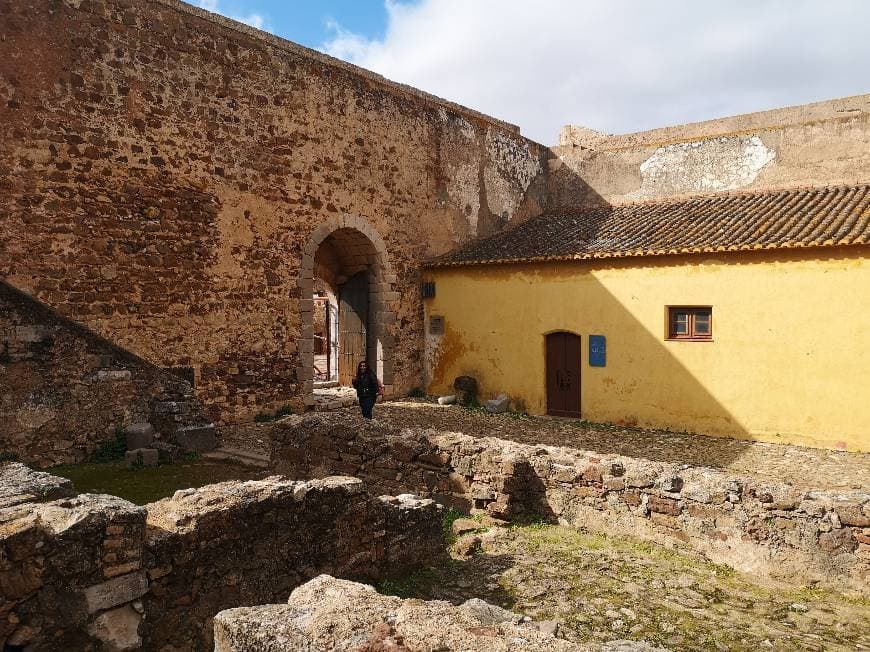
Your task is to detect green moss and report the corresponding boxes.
[89,426,127,463]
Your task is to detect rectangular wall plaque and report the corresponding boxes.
[589,335,606,367]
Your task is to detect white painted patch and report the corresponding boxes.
[445,160,481,235]
[631,135,776,199]
[483,130,541,225]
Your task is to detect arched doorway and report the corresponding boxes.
[546,331,581,417]
[297,216,396,408]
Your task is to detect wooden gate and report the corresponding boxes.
[338,271,368,386]
[546,332,581,417]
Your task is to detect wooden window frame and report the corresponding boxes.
[666,306,713,341]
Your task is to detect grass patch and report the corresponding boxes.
[442,508,467,543]
[378,566,440,599]
[50,459,267,505]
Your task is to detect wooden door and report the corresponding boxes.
[546,332,581,417]
[338,271,368,386]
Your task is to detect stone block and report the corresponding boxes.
[835,503,870,527]
[485,394,510,414]
[15,325,52,343]
[84,572,148,613]
[648,495,682,516]
[87,605,142,651]
[437,395,456,405]
[174,424,217,452]
[124,422,155,450]
[125,449,158,468]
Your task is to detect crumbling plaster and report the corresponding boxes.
[551,93,870,207]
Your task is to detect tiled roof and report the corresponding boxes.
[427,185,870,267]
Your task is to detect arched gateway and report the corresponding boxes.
[297,215,397,407]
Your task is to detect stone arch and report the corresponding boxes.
[297,214,397,407]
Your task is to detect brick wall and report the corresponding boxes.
[0,0,550,422]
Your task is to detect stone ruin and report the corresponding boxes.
[270,413,870,595]
[0,463,442,650]
[2,410,869,650]
[213,575,666,652]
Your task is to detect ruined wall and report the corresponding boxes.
[0,282,209,468]
[0,0,549,422]
[550,94,870,208]
[271,414,870,596]
[0,463,443,651]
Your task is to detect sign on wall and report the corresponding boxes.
[589,335,606,367]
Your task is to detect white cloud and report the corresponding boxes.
[322,0,870,144]
[196,0,269,33]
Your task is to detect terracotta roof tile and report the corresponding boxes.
[427,184,870,267]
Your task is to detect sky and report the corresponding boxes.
[195,0,870,145]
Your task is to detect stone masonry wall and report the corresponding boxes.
[0,281,210,468]
[271,414,870,596]
[0,463,443,651]
[550,93,870,208]
[0,0,550,423]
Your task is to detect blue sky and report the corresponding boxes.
[196,1,870,144]
[194,1,389,47]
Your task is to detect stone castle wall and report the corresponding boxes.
[0,0,550,422]
[550,93,870,208]
[0,281,209,468]
[0,463,443,650]
[271,414,870,596]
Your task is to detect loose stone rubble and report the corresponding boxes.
[0,463,443,650]
[213,574,668,651]
[272,413,870,595]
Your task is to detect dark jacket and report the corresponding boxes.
[352,370,380,400]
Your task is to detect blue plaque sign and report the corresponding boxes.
[589,335,606,367]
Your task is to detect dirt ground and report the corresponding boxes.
[221,399,870,492]
[382,520,870,652]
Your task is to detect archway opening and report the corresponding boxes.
[299,219,395,409]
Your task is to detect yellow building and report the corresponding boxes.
[424,184,870,453]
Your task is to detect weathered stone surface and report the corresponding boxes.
[0,284,209,468]
[452,517,483,536]
[1,465,443,651]
[0,0,548,429]
[552,94,870,208]
[142,475,443,650]
[87,605,142,651]
[124,423,155,451]
[124,449,158,468]
[486,394,511,414]
[173,424,217,452]
[83,572,149,614]
[213,575,585,651]
[271,413,870,595]
[0,462,75,507]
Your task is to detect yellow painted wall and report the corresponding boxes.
[424,248,870,452]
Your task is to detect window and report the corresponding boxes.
[668,307,712,340]
[421,281,436,299]
[429,315,444,335]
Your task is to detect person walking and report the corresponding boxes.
[352,360,383,420]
